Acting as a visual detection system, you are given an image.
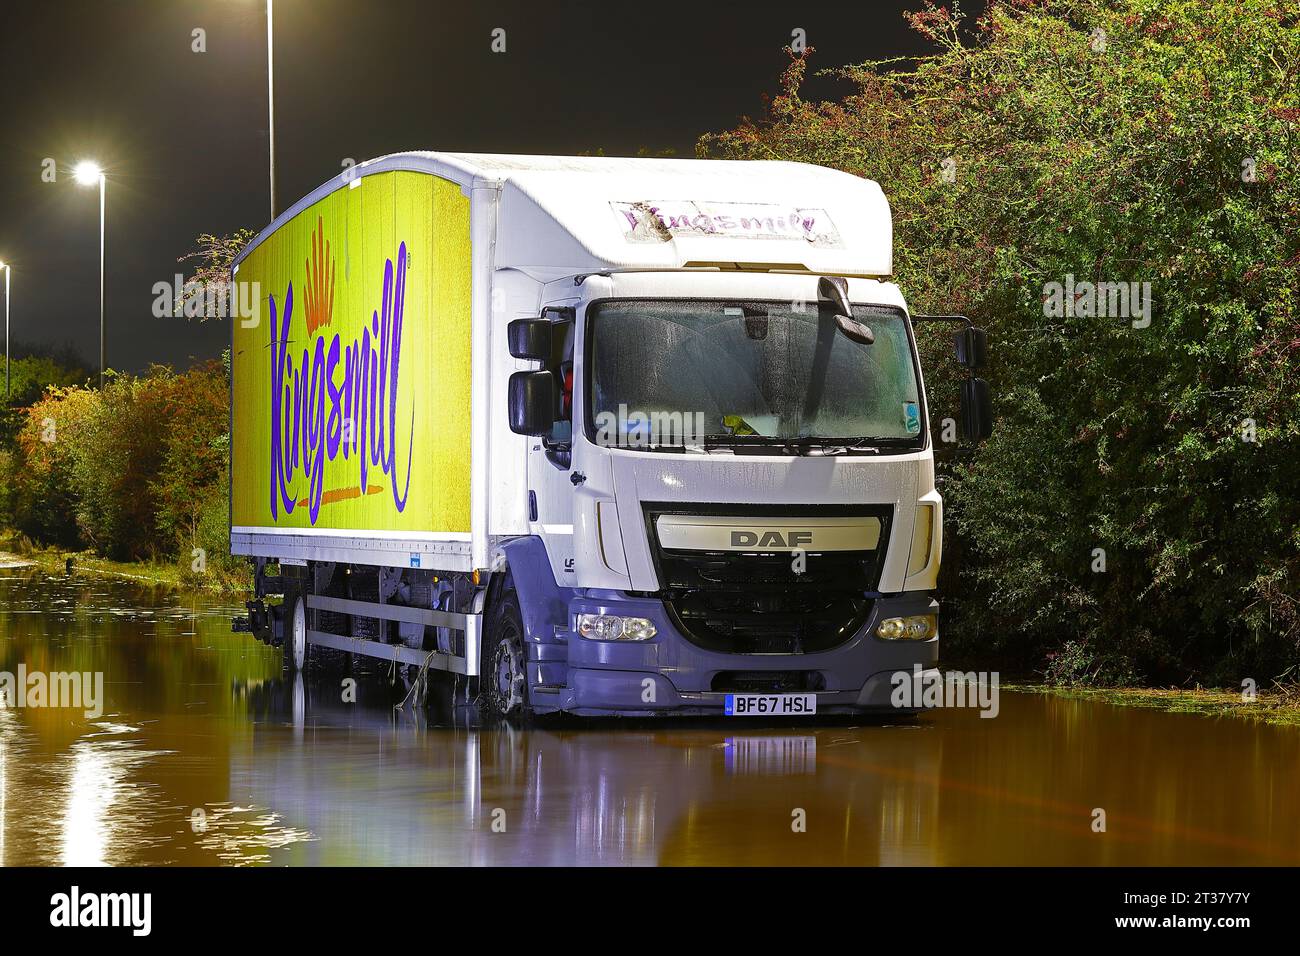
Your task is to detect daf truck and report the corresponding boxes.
[230,151,991,718]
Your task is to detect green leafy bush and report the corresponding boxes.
[0,233,250,589]
[150,361,229,548]
[180,462,247,590]
[2,362,243,586]
[7,384,98,547]
[0,352,90,448]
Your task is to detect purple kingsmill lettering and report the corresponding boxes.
[268,242,414,524]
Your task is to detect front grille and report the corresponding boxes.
[646,504,891,654]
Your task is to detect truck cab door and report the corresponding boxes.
[525,308,578,588]
[568,293,634,591]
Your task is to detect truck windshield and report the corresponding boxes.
[587,299,923,449]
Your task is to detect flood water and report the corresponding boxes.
[0,561,1297,866]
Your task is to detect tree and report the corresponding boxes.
[173,229,257,319]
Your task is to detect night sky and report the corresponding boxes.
[0,0,932,374]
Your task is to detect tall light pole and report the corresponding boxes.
[267,0,276,221]
[0,260,10,398]
[74,161,106,388]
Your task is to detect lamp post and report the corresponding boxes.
[0,260,10,398]
[267,0,276,221]
[74,161,106,388]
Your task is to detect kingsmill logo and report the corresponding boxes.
[268,216,415,525]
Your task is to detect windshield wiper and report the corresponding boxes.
[703,433,789,454]
[778,436,888,456]
[702,434,890,456]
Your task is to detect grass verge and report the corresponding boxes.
[1004,683,1300,728]
[0,530,251,594]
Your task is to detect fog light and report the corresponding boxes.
[876,614,937,641]
[903,616,932,639]
[577,613,658,641]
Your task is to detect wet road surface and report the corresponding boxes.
[1,563,1297,866]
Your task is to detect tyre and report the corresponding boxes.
[287,595,307,672]
[483,590,529,717]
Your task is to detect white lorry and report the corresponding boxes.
[229,151,991,717]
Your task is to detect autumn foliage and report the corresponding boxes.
[2,362,238,582]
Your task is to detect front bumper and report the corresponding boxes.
[530,591,939,717]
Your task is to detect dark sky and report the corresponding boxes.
[0,0,934,374]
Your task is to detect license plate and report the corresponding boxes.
[724,693,817,716]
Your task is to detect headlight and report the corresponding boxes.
[577,613,658,641]
[876,614,937,641]
[877,617,906,640]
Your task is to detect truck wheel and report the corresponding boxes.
[484,592,529,717]
[287,595,308,672]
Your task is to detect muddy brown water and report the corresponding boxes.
[0,562,1296,866]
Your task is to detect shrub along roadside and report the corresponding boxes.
[0,360,248,591]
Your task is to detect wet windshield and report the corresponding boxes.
[587,299,923,448]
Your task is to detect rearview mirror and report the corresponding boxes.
[960,377,993,442]
[955,326,988,369]
[817,275,852,317]
[508,370,556,436]
[834,313,875,345]
[508,318,552,361]
[819,276,874,345]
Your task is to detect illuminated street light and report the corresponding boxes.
[73,161,107,387]
[73,161,102,187]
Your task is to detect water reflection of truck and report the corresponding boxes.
[229,153,991,718]
[236,674,942,865]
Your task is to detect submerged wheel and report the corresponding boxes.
[484,591,529,717]
[287,595,307,672]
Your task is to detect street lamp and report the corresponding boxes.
[0,260,10,398]
[267,0,276,221]
[74,161,106,388]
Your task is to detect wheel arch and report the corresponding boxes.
[493,536,572,646]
